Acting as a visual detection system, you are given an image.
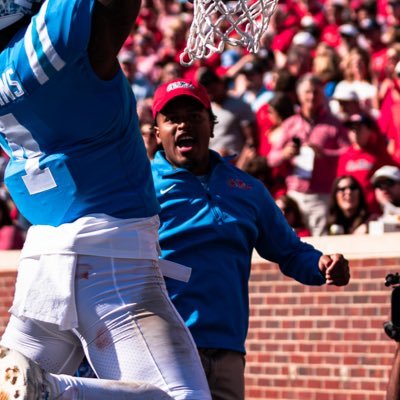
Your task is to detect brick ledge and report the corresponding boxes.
[1,232,400,271]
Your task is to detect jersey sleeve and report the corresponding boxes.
[27,0,95,65]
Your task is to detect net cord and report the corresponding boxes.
[180,0,278,66]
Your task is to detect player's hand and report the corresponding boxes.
[318,254,350,286]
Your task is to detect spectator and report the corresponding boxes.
[141,122,159,160]
[300,14,321,41]
[157,17,191,69]
[130,31,159,82]
[371,165,400,217]
[334,47,379,116]
[326,175,373,235]
[330,84,363,121]
[312,43,343,98]
[385,0,400,28]
[136,6,162,46]
[289,0,327,32]
[320,0,351,49]
[275,194,312,237]
[268,73,350,236]
[235,60,274,114]
[285,45,314,79]
[359,19,386,84]
[337,113,395,213]
[197,68,258,161]
[259,92,295,156]
[118,49,155,101]
[241,155,274,190]
[137,98,160,159]
[272,68,298,103]
[378,58,400,165]
[291,31,318,51]
[0,197,24,250]
[157,60,183,84]
[258,92,296,197]
[377,43,400,103]
[151,78,350,399]
[269,4,299,66]
[337,23,360,59]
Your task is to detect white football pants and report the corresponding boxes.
[1,255,211,400]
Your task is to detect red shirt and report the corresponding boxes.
[337,145,395,213]
[379,85,400,164]
[271,28,297,53]
[320,25,341,48]
[0,225,24,250]
[371,48,389,83]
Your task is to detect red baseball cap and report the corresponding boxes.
[152,79,211,118]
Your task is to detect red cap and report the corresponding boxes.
[152,79,211,118]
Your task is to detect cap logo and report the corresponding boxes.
[166,81,195,92]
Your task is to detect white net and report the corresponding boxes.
[180,0,278,66]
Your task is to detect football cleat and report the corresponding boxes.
[0,346,51,400]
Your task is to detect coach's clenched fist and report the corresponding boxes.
[318,254,350,286]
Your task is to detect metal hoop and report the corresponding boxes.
[180,0,278,66]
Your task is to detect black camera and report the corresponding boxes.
[292,137,301,147]
[384,273,400,342]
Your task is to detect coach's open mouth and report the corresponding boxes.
[176,136,196,152]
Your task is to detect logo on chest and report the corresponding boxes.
[228,178,252,190]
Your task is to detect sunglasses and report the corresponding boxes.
[373,179,396,189]
[336,184,359,193]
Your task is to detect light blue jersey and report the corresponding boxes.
[0,0,159,226]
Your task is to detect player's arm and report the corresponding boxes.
[89,0,141,79]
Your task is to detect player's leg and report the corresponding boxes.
[74,255,211,400]
[0,345,173,400]
[0,314,85,399]
[1,315,84,374]
[0,277,176,399]
[0,255,210,399]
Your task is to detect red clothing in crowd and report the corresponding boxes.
[288,0,327,32]
[320,25,341,48]
[337,144,395,213]
[256,103,274,156]
[271,28,298,54]
[0,225,24,250]
[370,48,388,83]
[379,83,400,164]
[295,226,312,238]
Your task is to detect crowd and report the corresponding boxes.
[1,0,400,244]
[123,0,400,237]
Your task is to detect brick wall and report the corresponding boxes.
[1,234,400,399]
[245,258,397,400]
[0,269,16,335]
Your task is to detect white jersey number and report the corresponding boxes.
[0,113,57,195]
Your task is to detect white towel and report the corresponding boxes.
[9,254,78,331]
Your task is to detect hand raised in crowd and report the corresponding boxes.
[318,254,350,286]
[282,140,301,160]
